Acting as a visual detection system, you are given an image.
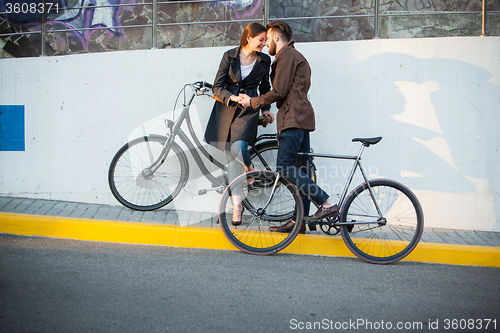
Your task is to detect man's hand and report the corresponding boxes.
[239,94,252,108]
[262,111,275,124]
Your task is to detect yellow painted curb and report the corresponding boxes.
[1,212,499,267]
[0,213,235,250]
[405,242,500,267]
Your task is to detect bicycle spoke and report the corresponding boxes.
[341,180,423,264]
[109,137,188,211]
[219,170,303,255]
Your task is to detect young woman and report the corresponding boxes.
[204,22,273,226]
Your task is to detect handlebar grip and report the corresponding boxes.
[203,82,221,102]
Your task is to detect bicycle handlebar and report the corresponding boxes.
[191,81,213,91]
[191,81,223,103]
[191,81,269,125]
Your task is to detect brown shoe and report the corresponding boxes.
[269,220,305,234]
[303,204,339,221]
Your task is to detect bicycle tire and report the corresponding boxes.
[108,135,189,211]
[250,141,279,171]
[219,170,303,255]
[248,141,293,221]
[250,140,317,182]
[340,179,424,264]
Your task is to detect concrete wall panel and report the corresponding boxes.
[1,36,499,231]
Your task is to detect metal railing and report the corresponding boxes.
[0,0,497,57]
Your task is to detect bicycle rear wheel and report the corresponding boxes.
[108,136,188,211]
[219,170,303,255]
[250,141,278,171]
[340,179,424,264]
[250,140,317,183]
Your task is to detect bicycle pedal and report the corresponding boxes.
[198,186,224,196]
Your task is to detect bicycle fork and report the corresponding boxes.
[258,172,281,215]
[142,101,192,178]
[141,136,174,179]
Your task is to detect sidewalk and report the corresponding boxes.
[1,196,499,266]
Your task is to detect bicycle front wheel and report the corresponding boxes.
[108,136,189,211]
[219,170,303,255]
[340,179,424,264]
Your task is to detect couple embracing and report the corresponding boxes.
[204,21,338,232]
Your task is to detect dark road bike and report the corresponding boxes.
[218,137,424,264]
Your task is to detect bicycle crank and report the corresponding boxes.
[318,216,341,235]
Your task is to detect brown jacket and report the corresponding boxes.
[250,41,315,133]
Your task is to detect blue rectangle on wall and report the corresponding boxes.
[0,105,26,151]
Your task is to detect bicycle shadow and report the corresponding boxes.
[342,52,499,231]
[126,95,278,224]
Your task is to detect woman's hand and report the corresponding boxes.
[230,95,244,103]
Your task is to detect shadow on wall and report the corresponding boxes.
[127,51,499,231]
[350,53,499,231]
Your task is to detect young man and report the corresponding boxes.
[239,21,338,234]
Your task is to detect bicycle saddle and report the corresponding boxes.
[352,137,382,146]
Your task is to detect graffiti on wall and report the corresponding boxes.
[226,0,260,20]
[3,0,499,57]
[0,0,262,56]
[0,0,124,55]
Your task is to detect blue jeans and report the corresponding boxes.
[225,140,252,187]
[276,128,329,215]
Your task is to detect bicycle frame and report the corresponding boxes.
[144,82,275,190]
[251,133,277,171]
[299,142,384,223]
[144,83,227,189]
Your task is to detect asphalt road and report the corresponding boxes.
[1,234,499,333]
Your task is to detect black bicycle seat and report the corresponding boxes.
[352,137,382,146]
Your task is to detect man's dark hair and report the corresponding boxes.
[266,21,292,42]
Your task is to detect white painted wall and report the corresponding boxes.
[1,37,499,231]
